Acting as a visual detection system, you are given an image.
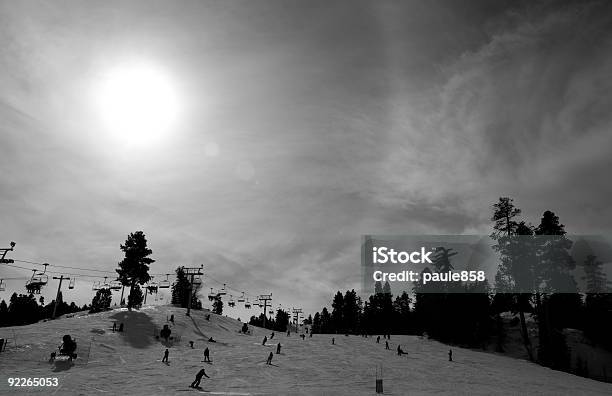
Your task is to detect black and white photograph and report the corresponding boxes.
[1,1,612,394]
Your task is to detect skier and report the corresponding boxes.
[189,341,194,348]
[162,348,169,363]
[112,322,117,332]
[190,368,209,388]
[397,345,407,356]
[59,335,77,359]
[118,323,124,332]
[270,332,274,339]
[448,349,452,362]
[276,343,281,354]
[266,351,273,365]
[160,324,172,342]
[300,334,305,340]
[204,347,211,362]
[332,337,335,345]
[309,332,313,338]
[262,336,267,345]
[170,314,174,324]
[376,336,380,344]
[385,341,389,350]
[286,330,290,336]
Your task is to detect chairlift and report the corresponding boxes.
[159,274,171,289]
[109,279,122,291]
[269,309,274,315]
[92,281,101,291]
[25,264,49,294]
[237,292,245,303]
[193,276,202,286]
[147,282,159,294]
[208,288,216,301]
[101,276,111,289]
[228,295,236,307]
[0,279,5,291]
[218,283,227,296]
[68,278,76,290]
[244,299,251,309]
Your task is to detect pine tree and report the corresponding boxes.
[116,231,154,310]
[331,291,344,333]
[128,284,144,309]
[583,255,610,293]
[312,312,321,334]
[320,307,331,333]
[490,197,534,361]
[90,288,113,313]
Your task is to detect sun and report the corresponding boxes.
[95,61,180,145]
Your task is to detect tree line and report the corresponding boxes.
[309,197,612,378]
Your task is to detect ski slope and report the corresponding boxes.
[0,306,611,395]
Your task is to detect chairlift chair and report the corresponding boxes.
[208,288,216,301]
[159,274,171,289]
[68,278,76,290]
[228,295,236,307]
[92,281,101,291]
[193,276,202,286]
[25,264,49,294]
[147,282,159,294]
[101,276,111,289]
[218,283,227,296]
[109,280,122,291]
[244,299,251,309]
[237,292,245,303]
[0,279,5,291]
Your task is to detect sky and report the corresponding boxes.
[1,0,611,315]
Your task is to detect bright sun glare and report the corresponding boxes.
[95,62,179,145]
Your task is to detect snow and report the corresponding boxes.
[1,305,611,395]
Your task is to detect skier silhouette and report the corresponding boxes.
[170,314,174,324]
[204,347,211,362]
[190,368,209,388]
[270,332,274,339]
[385,340,390,350]
[118,323,124,332]
[262,336,267,345]
[397,345,407,356]
[332,337,335,345]
[112,322,117,332]
[376,336,380,344]
[276,343,281,354]
[448,349,453,362]
[162,348,169,363]
[266,351,273,365]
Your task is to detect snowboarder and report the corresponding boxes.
[270,332,274,339]
[190,368,209,388]
[162,348,169,363]
[448,349,452,362]
[262,336,267,345]
[204,347,211,362]
[376,336,380,344]
[385,341,389,350]
[276,343,281,354]
[160,324,172,342]
[266,351,273,365]
[397,345,407,356]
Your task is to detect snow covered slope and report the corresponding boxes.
[1,306,611,395]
